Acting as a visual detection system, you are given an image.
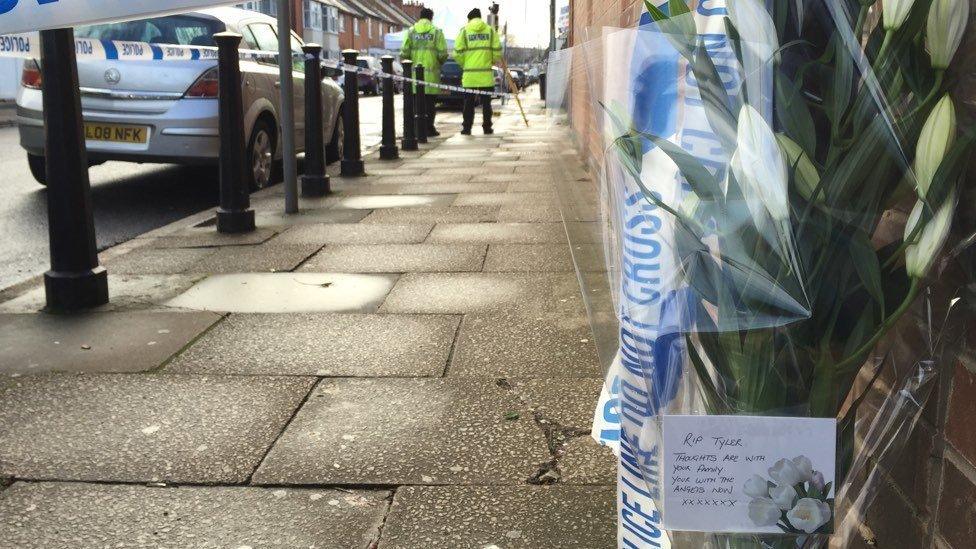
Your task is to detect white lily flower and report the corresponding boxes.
[883,0,918,30]
[733,105,790,222]
[791,455,815,483]
[748,497,782,526]
[769,458,802,486]
[776,133,821,201]
[786,498,832,533]
[770,483,798,510]
[727,0,780,63]
[905,187,957,278]
[811,470,826,492]
[926,0,969,69]
[915,95,956,197]
[744,474,770,498]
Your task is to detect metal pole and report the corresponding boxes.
[340,49,365,176]
[276,0,298,213]
[401,60,418,151]
[379,55,399,160]
[540,72,547,102]
[550,0,556,52]
[39,28,108,311]
[301,43,330,196]
[414,64,428,144]
[214,32,256,234]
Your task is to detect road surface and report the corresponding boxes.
[0,95,397,289]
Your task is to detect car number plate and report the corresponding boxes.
[84,123,149,144]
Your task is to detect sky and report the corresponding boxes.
[417,0,553,48]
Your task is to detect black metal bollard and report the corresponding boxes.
[214,32,255,233]
[540,72,547,101]
[340,49,365,177]
[401,60,418,151]
[39,28,108,311]
[414,64,428,144]
[301,43,330,197]
[379,55,399,160]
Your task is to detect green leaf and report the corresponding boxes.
[825,37,853,125]
[848,230,885,312]
[631,130,724,201]
[774,73,817,157]
[643,0,669,22]
[690,41,739,154]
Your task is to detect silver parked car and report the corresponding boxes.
[16,6,344,189]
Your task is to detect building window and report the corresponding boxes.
[238,1,276,17]
[324,6,338,33]
[303,0,323,31]
[367,19,373,38]
[353,18,359,36]
[339,14,345,33]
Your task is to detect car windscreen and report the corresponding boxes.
[76,15,225,47]
[356,59,370,68]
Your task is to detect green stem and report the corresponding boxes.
[833,279,920,375]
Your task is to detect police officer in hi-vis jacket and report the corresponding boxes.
[400,7,448,136]
[454,8,502,135]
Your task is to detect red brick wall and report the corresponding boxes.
[564,2,976,548]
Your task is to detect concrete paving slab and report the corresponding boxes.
[186,243,321,274]
[252,378,551,485]
[332,194,455,209]
[0,274,204,313]
[381,182,509,195]
[104,247,215,275]
[168,313,458,377]
[0,312,221,375]
[559,437,617,485]
[508,180,555,192]
[380,273,584,315]
[275,223,432,245]
[166,273,398,313]
[150,228,278,249]
[378,485,615,549]
[453,192,555,207]
[451,313,601,377]
[300,244,486,273]
[497,202,564,222]
[507,378,605,429]
[0,373,314,483]
[252,208,370,226]
[372,175,467,185]
[361,206,499,224]
[426,223,568,244]
[0,482,390,548]
[483,244,575,272]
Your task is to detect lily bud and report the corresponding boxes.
[727,0,780,63]
[904,187,956,278]
[733,105,789,222]
[926,0,969,69]
[883,0,917,30]
[914,94,956,197]
[775,134,821,201]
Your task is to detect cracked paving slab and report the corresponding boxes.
[299,244,487,273]
[0,482,390,548]
[252,378,551,486]
[0,274,205,313]
[378,485,615,549]
[0,374,314,483]
[167,313,459,377]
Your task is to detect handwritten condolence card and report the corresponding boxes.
[661,415,837,534]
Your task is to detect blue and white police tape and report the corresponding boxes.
[0,32,511,98]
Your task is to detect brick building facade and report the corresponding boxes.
[564,1,976,547]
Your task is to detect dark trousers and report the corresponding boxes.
[424,94,437,130]
[462,87,494,132]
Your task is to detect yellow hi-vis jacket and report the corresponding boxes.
[400,18,448,95]
[454,18,501,88]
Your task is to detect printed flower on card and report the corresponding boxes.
[743,455,833,534]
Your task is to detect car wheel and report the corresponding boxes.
[326,109,344,164]
[27,153,47,186]
[247,118,276,190]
